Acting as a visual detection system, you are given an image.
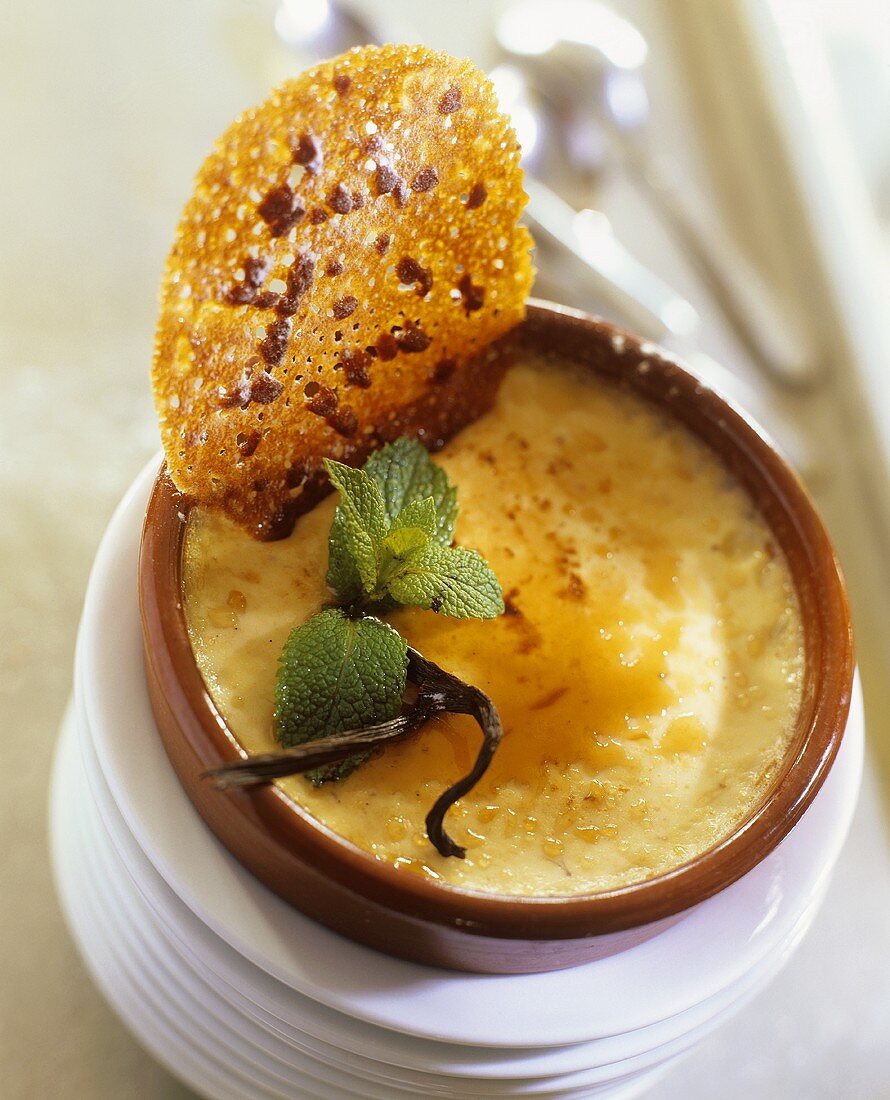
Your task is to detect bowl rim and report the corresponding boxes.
[139,299,854,940]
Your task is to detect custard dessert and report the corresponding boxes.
[183,354,804,897]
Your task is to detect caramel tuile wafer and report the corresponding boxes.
[153,44,534,539]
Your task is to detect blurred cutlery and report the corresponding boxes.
[491,63,699,342]
[274,0,395,62]
[524,177,699,340]
[497,0,822,390]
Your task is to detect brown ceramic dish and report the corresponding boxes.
[139,300,853,974]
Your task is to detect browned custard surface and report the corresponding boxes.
[183,357,804,896]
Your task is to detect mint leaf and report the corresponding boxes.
[275,608,408,781]
[381,496,437,560]
[324,459,387,596]
[387,544,504,619]
[326,509,363,604]
[364,438,459,546]
[383,525,430,559]
[391,496,437,538]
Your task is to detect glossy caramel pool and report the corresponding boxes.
[182,355,804,897]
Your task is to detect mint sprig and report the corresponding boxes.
[210,438,505,856]
[325,437,458,603]
[324,438,498,616]
[324,460,388,598]
[276,439,502,786]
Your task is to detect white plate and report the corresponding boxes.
[74,692,775,1091]
[77,458,864,1048]
[80,788,370,1099]
[62,712,673,1100]
[74,706,489,1098]
[77,679,808,1099]
[66,717,310,1098]
[51,717,256,1100]
[73,712,451,1100]
[76,662,862,1087]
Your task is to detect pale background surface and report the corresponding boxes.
[2,1,889,1097]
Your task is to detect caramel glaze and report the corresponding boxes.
[183,355,804,897]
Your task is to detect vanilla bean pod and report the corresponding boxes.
[204,647,503,858]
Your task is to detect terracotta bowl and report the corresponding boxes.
[139,300,853,974]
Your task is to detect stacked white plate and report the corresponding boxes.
[50,463,864,1100]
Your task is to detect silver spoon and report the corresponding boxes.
[497,0,821,390]
[274,0,399,62]
[491,63,700,342]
